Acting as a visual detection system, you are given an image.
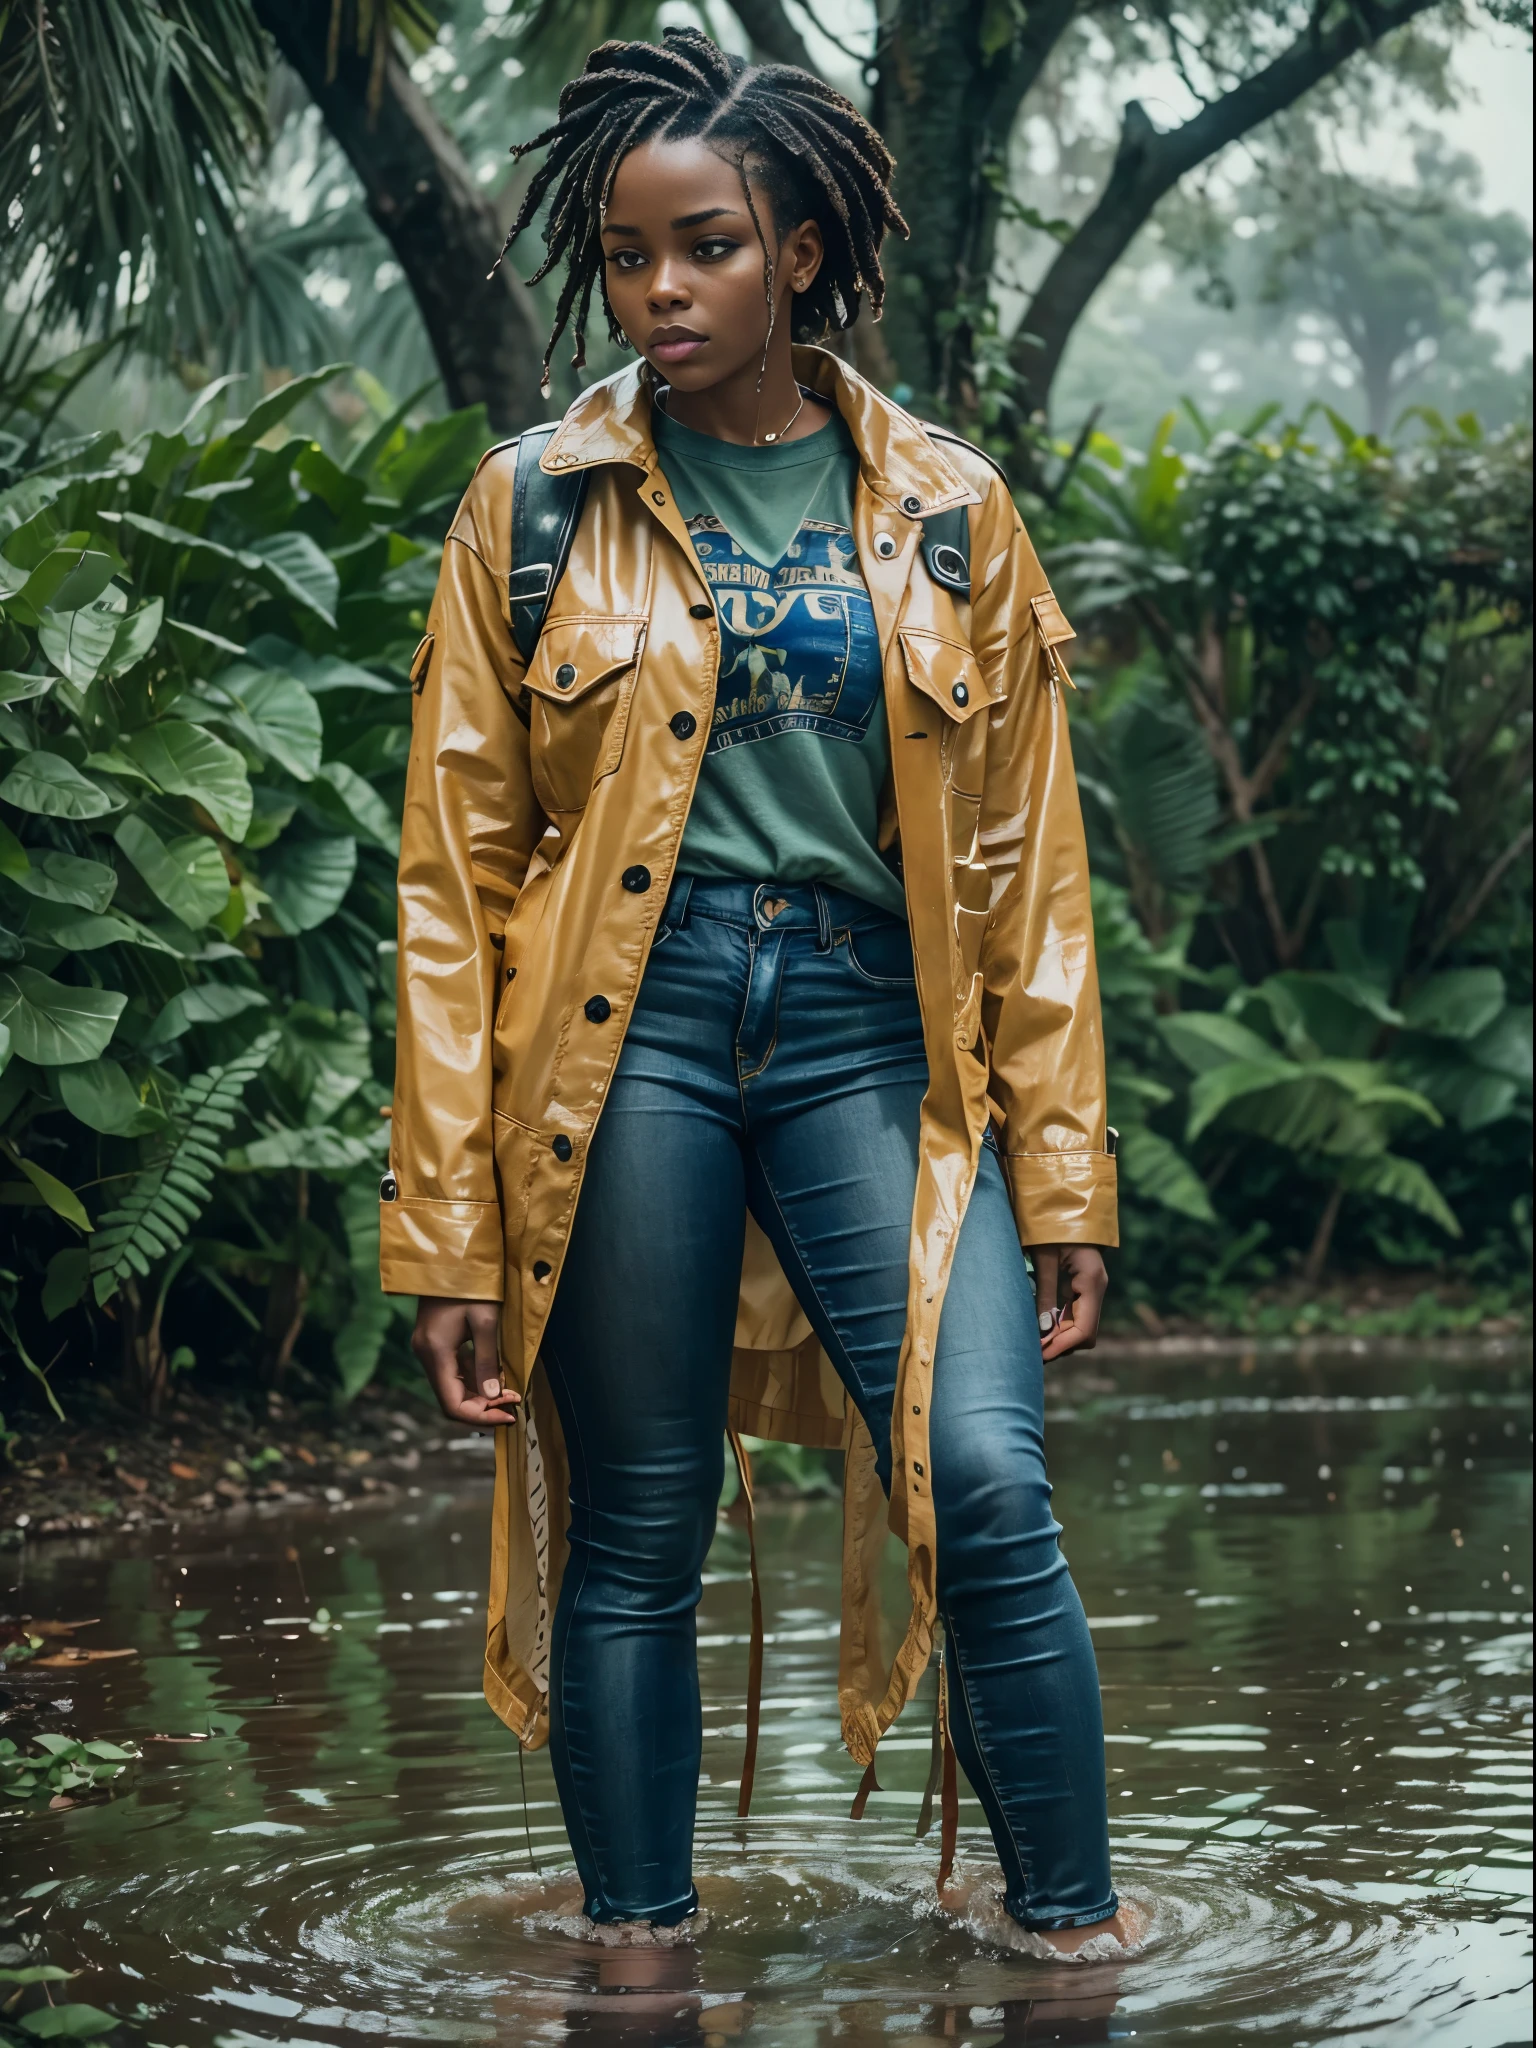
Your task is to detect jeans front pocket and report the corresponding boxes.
[843,917,918,988]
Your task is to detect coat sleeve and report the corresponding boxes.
[381,453,546,1298]
[969,475,1118,1247]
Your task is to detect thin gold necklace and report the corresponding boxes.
[759,384,807,446]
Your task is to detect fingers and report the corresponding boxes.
[413,1298,521,1428]
[1034,1246,1108,1361]
[1031,1246,1060,1330]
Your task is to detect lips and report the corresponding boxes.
[649,327,707,365]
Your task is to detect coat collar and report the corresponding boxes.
[539,344,978,518]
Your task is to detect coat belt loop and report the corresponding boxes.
[813,884,834,954]
[727,1428,764,1819]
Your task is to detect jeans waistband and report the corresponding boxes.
[663,875,904,942]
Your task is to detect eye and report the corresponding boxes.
[607,248,646,272]
[694,236,741,263]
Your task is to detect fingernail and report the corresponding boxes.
[1038,1313,1055,1335]
[482,1379,501,1397]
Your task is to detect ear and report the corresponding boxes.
[786,217,825,294]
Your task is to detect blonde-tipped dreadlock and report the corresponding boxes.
[494,27,908,392]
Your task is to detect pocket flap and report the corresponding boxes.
[1031,588,1075,647]
[523,615,644,702]
[897,627,991,723]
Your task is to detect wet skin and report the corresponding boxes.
[409,131,1120,1949]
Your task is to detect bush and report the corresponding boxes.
[0,360,491,1413]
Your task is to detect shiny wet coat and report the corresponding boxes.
[382,346,1117,1763]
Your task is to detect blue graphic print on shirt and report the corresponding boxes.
[688,514,882,753]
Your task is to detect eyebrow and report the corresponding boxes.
[601,206,744,237]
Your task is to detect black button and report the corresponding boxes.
[379,1173,398,1203]
[554,662,576,690]
[621,865,652,893]
[584,994,611,1023]
[951,682,969,707]
[669,711,697,741]
[552,1134,573,1162]
[532,1260,552,1281]
[901,493,922,515]
[874,534,897,559]
[688,602,713,619]
[913,1461,924,1476]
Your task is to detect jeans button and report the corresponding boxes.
[669,711,697,740]
[621,865,652,893]
[551,1134,572,1162]
[583,994,611,1023]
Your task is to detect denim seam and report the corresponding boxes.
[749,1154,872,1419]
[736,932,785,1084]
[943,1609,1036,1911]
[540,1344,610,1914]
[840,929,920,991]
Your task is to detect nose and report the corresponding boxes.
[648,254,692,311]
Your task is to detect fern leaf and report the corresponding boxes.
[91,1032,278,1307]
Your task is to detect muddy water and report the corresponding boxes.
[3,1350,1530,2046]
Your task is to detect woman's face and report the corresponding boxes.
[601,136,823,395]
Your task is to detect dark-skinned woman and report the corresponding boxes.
[383,28,1142,1958]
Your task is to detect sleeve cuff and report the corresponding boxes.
[379,1197,506,1300]
[1004,1150,1119,1247]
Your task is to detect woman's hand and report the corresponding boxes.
[1028,1245,1109,1362]
[412,1297,523,1426]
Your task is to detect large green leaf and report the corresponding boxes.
[114,815,231,930]
[1402,968,1506,1041]
[236,1126,384,1172]
[1468,1006,1532,1088]
[1341,1152,1461,1236]
[10,850,117,912]
[58,1058,160,1137]
[1160,1010,1279,1074]
[142,983,270,1049]
[1117,1122,1216,1222]
[209,663,323,781]
[1103,688,1219,894]
[262,833,357,934]
[244,532,339,628]
[225,365,348,449]
[0,751,120,819]
[22,901,142,952]
[18,2003,120,2039]
[35,594,156,686]
[125,722,252,841]
[10,1152,91,1231]
[0,966,124,1065]
[311,760,400,855]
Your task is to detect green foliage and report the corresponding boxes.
[1050,407,1532,1291]
[0,1733,138,1801]
[0,354,487,1407]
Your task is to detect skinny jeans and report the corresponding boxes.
[541,877,1116,1932]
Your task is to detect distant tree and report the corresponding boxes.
[1261,139,1532,433]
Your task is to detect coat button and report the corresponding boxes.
[555,662,577,689]
[621,865,651,893]
[379,1173,398,1203]
[669,711,697,740]
[901,493,922,515]
[688,602,713,619]
[584,994,611,1023]
[552,1134,572,1161]
[874,533,897,559]
[951,681,969,707]
[532,1260,552,1281]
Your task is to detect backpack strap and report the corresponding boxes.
[508,423,591,664]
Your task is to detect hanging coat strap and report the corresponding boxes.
[936,1659,959,1892]
[849,1756,882,1819]
[508,423,590,663]
[727,1429,765,1818]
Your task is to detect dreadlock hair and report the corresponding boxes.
[495,27,908,394]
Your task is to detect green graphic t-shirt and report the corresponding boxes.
[654,403,906,917]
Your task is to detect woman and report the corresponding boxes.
[383,28,1137,1955]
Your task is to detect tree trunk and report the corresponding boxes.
[1302,1181,1346,1288]
[254,0,548,435]
[120,1275,170,1415]
[261,1170,311,1387]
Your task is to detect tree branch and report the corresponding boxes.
[1424,820,1534,967]
[254,0,547,434]
[727,0,819,72]
[1011,0,1446,415]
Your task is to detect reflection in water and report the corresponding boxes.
[2,1350,1530,2045]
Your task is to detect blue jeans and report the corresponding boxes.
[541,877,1116,1931]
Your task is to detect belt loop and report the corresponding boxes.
[668,874,694,932]
[814,884,834,954]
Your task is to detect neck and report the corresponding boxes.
[661,325,829,447]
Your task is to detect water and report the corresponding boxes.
[4,1350,1530,2045]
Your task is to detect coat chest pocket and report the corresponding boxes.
[519,615,645,819]
[898,626,993,792]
